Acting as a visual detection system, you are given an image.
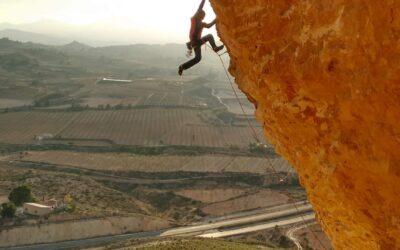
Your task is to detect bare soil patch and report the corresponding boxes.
[175,188,248,203]
[0,195,8,204]
[295,223,333,250]
[201,190,290,216]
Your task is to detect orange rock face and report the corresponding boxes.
[210,1,400,249]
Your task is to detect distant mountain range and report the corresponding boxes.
[0,37,224,79]
[0,19,186,46]
[0,21,224,71]
[0,29,70,45]
[0,20,77,44]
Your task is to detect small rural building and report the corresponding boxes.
[23,203,54,216]
[99,78,132,84]
[44,199,61,209]
[35,133,54,141]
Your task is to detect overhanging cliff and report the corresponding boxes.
[210,1,400,249]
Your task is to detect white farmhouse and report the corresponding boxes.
[23,203,54,216]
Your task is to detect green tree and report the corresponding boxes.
[1,202,16,218]
[8,185,34,206]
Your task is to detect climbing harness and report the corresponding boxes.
[207,43,328,250]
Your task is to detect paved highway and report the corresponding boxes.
[160,204,312,237]
[200,201,309,223]
[199,213,315,238]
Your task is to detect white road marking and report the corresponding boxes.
[199,214,315,238]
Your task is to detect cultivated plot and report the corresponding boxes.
[0,109,265,148]
[17,151,294,174]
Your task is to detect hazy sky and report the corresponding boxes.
[0,0,217,43]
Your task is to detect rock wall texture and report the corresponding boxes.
[210,1,400,249]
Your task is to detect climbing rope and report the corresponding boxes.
[206,45,261,143]
[206,44,328,250]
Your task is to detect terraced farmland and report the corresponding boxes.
[14,151,294,174]
[82,79,215,108]
[0,111,78,144]
[0,108,265,148]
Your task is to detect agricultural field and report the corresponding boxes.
[0,108,265,148]
[0,99,32,109]
[80,77,219,108]
[0,111,78,144]
[14,151,294,174]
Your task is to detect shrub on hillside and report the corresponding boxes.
[8,185,34,206]
[63,194,76,213]
[0,53,37,69]
[1,202,16,218]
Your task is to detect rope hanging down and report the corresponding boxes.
[207,44,328,250]
[206,44,260,143]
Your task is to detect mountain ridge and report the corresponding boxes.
[0,18,185,46]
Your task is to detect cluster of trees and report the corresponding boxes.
[68,103,138,112]
[0,52,37,70]
[96,103,134,110]
[1,202,16,219]
[33,93,68,107]
[0,185,34,219]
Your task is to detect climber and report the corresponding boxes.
[178,0,224,76]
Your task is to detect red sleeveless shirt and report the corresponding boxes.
[189,17,205,41]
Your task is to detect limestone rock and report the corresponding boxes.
[210,1,400,249]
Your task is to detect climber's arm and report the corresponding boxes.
[197,0,206,11]
[204,19,217,28]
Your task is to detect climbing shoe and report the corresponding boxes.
[214,45,224,53]
[178,65,184,76]
[186,42,193,50]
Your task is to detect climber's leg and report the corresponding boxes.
[201,34,224,52]
[179,45,202,75]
